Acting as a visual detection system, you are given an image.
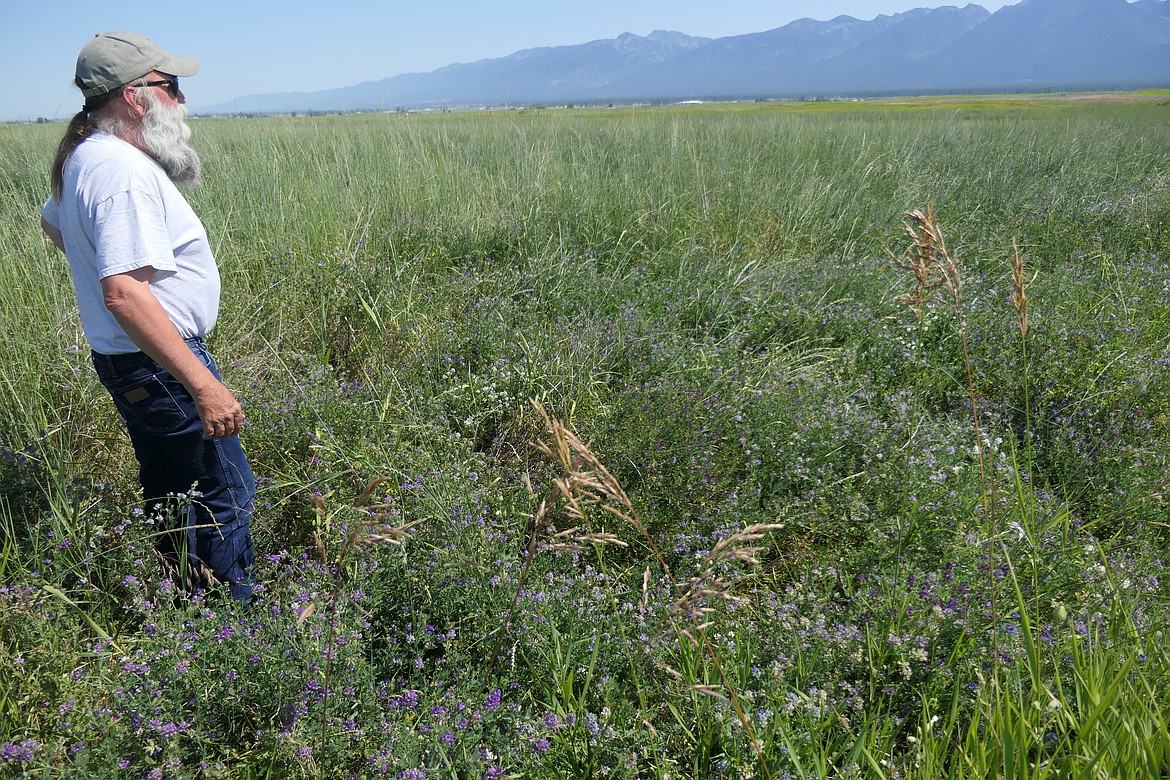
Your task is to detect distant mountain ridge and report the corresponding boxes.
[196,0,1170,115]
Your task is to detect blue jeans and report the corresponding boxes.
[92,337,256,602]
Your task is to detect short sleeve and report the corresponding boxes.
[41,196,60,229]
[92,188,178,279]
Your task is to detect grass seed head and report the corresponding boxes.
[1011,238,1030,339]
[892,205,963,315]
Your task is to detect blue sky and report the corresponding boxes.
[2,0,1019,122]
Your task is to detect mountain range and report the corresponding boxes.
[196,0,1170,115]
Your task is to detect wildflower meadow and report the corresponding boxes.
[1,94,1168,778]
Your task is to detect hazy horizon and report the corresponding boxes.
[1,0,1028,122]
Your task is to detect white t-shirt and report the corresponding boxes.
[42,130,220,355]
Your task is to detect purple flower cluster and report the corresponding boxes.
[0,740,41,765]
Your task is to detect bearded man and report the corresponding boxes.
[40,32,256,602]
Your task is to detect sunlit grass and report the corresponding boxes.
[0,97,1167,777]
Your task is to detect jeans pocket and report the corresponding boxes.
[103,371,195,435]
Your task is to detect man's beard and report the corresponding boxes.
[137,88,202,187]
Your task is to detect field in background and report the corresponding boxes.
[1,96,1168,778]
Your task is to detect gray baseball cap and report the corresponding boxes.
[76,31,199,98]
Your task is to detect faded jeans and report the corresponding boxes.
[92,337,256,602]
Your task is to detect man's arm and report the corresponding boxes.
[101,267,243,440]
[41,218,65,253]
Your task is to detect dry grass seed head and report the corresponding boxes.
[892,206,963,313]
[542,526,629,553]
[1011,238,1030,339]
[533,400,634,521]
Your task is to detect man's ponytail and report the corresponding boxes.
[49,78,119,200]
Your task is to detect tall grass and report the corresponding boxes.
[0,98,1167,777]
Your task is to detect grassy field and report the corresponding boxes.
[1,95,1168,778]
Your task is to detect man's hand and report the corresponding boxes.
[192,380,245,440]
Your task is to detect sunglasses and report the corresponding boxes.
[135,78,181,97]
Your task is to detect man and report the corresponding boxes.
[41,32,256,602]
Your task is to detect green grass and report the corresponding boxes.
[0,97,1168,778]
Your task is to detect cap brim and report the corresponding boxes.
[156,52,199,78]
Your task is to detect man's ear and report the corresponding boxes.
[119,87,146,117]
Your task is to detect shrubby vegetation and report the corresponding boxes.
[1,97,1168,778]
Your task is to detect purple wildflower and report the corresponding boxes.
[0,740,41,765]
[484,689,502,712]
